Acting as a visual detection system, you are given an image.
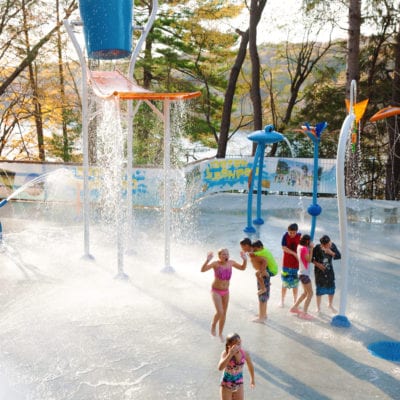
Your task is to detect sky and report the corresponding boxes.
[220,0,349,44]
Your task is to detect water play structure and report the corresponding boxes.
[301,121,328,241]
[63,0,200,276]
[244,124,284,233]
[331,80,357,328]
[370,106,400,122]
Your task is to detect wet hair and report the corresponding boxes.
[320,235,331,244]
[299,234,311,246]
[252,240,263,249]
[288,223,298,231]
[218,248,229,256]
[225,333,241,352]
[240,238,252,246]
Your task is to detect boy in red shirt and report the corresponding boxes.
[280,223,301,307]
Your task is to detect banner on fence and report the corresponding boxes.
[0,158,336,207]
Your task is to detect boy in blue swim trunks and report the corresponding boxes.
[280,223,301,307]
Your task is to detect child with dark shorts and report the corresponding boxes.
[240,238,269,323]
[290,234,314,320]
[312,235,341,313]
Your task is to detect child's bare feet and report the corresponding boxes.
[329,305,337,313]
[219,334,224,342]
[211,325,216,336]
[299,312,314,320]
[252,317,267,324]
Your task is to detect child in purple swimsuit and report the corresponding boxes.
[201,249,247,341]
[218,333,255,400]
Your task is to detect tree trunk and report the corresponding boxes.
[29,64,45,161]
[56,0,70,162]
[346,0,361,97]
[345,0,361,196]
[217,29,249,158]
[385,27,400,200]
[217,0,266,158]
[249,0,264,135]
[22,0,45,161]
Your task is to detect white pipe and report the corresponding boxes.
[335,79,357,323]
[128,0,159,78]
[127,101,134,244]
[163,100,173,272]
[63,19,92,259]
[126,101,141,249]
[336,112,355,316]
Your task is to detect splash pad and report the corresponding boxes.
[0,193,399,399]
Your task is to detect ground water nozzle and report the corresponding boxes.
[0,199,8,208]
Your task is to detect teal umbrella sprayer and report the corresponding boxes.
[244,124,284,233]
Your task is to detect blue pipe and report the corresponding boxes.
[244,125,284,233]
[310,141,320,240]
[304,122,326,241]
[244,146,262,233]
[254,144,266,225]
[0,199,8,243]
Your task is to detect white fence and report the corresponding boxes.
[0,158,337,207]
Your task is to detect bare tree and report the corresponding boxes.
[217,0,267,158]
[282,33,333,127]
[0,0,77,97]
[56,0,70,161]
[249,0,267,134]
[217,29,249,158]
[21,0,45,160]
[386,25,400,199]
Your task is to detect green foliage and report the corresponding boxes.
[132,0,242,146]
[132,103,164,166]
[48,108,82,162]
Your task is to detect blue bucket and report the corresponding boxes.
[79,0,133,60]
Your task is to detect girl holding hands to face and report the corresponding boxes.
[201,249,247,341]
[218,333,255,400]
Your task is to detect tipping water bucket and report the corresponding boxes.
[79,0,133,60]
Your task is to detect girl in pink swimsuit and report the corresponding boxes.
[201,249,247,341]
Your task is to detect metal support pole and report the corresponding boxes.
[162,100,174,272]
[63,19,93,261]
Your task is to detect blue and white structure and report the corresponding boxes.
[244,124,284,233]
[331,80,357,328]
[301,121,328,241]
